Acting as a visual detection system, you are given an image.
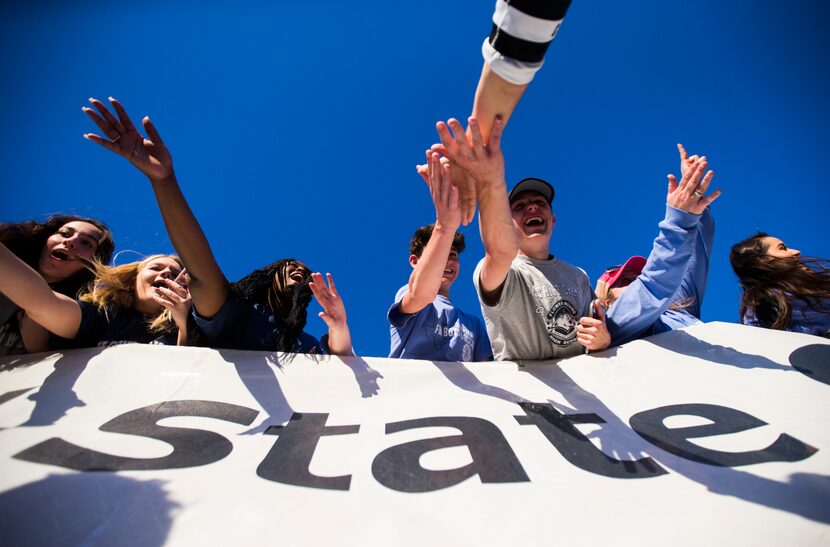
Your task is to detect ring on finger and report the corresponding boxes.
[110,133,122,143]
[693,190,704,198]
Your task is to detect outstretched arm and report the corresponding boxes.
[674,144,717,313]
[309,272,353,356]
[400,152,462,314]
[605,157,721,345]
[83,98,228,318]
[473,0,572,142]
[433,116,517,304]
[0,243,81,339]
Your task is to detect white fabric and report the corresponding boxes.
[1,322,829,545]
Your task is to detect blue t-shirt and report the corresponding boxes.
[387,285,492,362]
[51,301,176,349]
[193,296,322,353]
[743,297,830,338]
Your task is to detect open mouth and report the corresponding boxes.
[524,216,544,227]
[50,250,75,262]
[151,279,169,291]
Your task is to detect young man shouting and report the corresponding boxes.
[432,116,609,362]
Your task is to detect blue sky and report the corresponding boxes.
[2,1,829,358]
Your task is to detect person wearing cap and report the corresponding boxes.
[596,146,721,346]
[387,151,492,362]
[432,116,609,361]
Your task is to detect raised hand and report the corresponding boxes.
[677,143,699,179]
[416,155,476,225]
[427,151,462,232]
[83,97,173,181]
[310,272,347,330]
[431,116,505,192]
[309,272,353,356]
[667,156,721,215]
[577,300,611,352]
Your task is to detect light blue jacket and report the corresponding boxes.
[606,205,714,345]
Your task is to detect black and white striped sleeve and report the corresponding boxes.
[482,0,572,85]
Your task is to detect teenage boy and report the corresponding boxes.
[432,117,609,361]
[387,152,492,362]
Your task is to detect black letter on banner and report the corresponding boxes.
[371,416,529,493]
[789,344,830,386]
[14,400,258,471]
[257,413,359,491]
[629,403,818,466]
[515,402,668,479]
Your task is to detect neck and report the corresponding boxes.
[518,248,551,260]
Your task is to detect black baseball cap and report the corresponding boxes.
[508,177,555,205]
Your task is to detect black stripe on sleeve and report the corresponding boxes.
[489,24,551,63]
[508,0,571,22]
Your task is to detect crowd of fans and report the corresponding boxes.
[2,0,828,361]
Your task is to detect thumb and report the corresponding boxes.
[319,311,334,328]
[593,299,606,321]
[667,174,678,195]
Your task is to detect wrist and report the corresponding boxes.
[434,219,461,233]
[148,169,177,185]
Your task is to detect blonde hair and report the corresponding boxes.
[80,254,183,333]
[597,272,693,310]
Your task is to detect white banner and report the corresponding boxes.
[0,322,828,546]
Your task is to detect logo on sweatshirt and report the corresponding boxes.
[545,300,578,346]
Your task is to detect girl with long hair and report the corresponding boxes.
[82,97,352,354]
[0,215,114,354]
[0,245,192,348]
[730,233,830,337]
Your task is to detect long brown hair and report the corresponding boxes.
[0,214,114,297]
[81,254,183,334]
[730,232,830,329]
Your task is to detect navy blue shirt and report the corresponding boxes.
[51,301,176,349]
[193,296,322,353]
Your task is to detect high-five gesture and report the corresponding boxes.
[415,155,475,226]
[667,156,721,215]
[427,151,462,233]
[432,116,505,191]
[83,97,173,182]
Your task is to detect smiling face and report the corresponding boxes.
[282,261,311,288]
[441,249,460,293]
[409,247,460,296]
[133,256,184,315]
[761,236,801,259]
[37,221,103,284]
[510,191,555,258]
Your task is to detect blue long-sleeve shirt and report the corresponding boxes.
[606,205,714,346]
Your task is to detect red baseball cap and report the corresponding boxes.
[597,255,647,292]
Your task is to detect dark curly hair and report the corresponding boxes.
[730,232,830,329]
[409,224,465,258]
[229,258,312,352]
[0,214,114,298]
